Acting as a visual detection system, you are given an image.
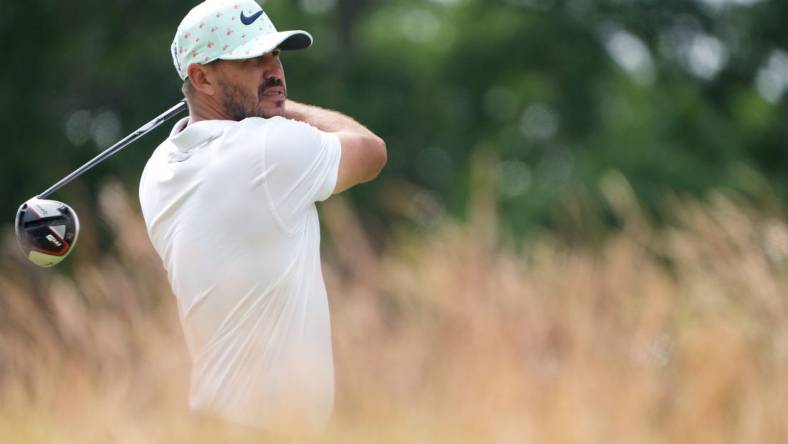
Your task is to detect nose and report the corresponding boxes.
[259,51,283,80]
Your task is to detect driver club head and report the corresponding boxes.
[15,198,80,268]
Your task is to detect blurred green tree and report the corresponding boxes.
[1,0,786,245]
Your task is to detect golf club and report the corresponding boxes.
[15,100,188,267]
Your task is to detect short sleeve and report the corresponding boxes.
[258,117,341,231]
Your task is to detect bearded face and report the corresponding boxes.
[218,74,286,120]
[213,51,287,120]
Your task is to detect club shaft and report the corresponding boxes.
[38,100,188,199]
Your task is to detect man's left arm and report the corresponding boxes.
[285,100,386,194]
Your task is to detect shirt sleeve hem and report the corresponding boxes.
[314,133,342,202]
[260,118,302,237]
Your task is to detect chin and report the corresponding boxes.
[261,105,285,118]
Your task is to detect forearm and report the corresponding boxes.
[286,100,386,192]
[285,99,377,137]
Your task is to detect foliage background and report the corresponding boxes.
[1,0,787,442]
[3,0,787,238]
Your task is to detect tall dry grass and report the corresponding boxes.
[0,177,786,443]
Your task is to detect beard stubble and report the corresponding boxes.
[219,78,285,121]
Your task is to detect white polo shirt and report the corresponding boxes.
[139,115,341,430]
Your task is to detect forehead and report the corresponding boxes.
[210,48,281,72]
[206,59,253,78]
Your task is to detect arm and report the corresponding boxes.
[285,100,386,194]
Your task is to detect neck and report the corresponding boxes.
[185,95,228,124]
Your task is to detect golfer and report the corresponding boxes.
[138,0,385,433]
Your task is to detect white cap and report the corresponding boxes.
[171,0,313,80]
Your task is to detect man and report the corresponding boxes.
[138,0,386,433]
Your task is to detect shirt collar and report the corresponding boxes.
[169,117,227,152]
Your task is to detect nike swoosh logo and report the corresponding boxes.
[240,10,263,25]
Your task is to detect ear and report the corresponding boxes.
[186,63,218,95]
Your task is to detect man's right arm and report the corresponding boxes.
[284,100,386,194]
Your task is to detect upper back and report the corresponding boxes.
[139,115,341,316]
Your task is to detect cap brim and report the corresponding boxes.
[219,30,313,61]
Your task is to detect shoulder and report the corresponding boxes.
[138,140,173,215]
[140,140,173,182]
[240,117,337,157]
[238,116,322,138]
